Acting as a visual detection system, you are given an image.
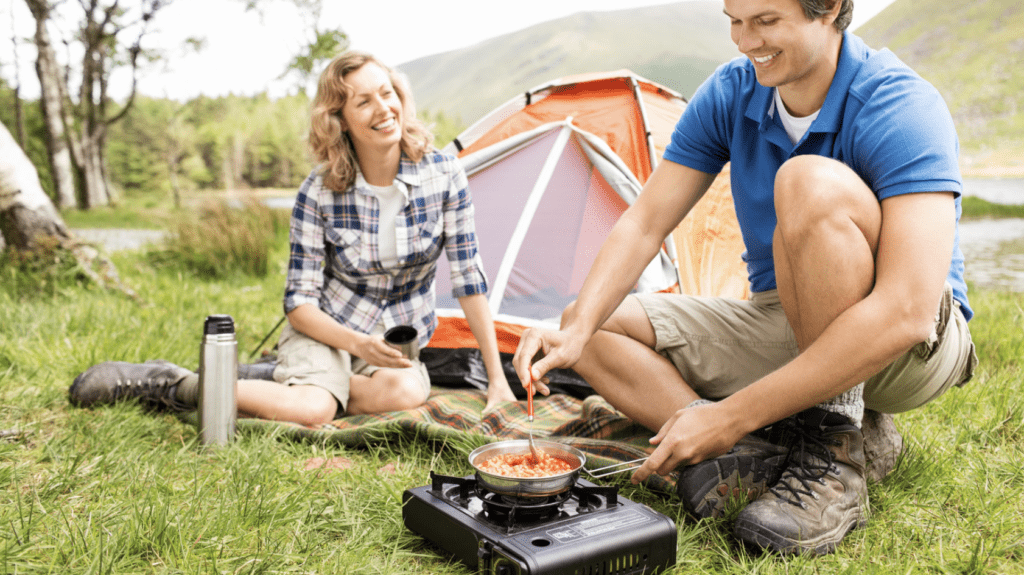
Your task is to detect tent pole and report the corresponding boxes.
[629,76,660,175]
[631,76,683,291]
[487,121,575,315]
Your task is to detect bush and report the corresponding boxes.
[149,199,289,278]
[0,236,94,297]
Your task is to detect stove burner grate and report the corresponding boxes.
[430,471,622,530]
[478,488,570,523]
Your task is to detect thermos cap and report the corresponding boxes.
[204,314,235,335]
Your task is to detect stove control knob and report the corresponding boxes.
[477,542,491,563]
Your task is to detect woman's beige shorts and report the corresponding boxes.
[634,283,976,413]
[270,324,431,416]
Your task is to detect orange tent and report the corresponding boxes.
[429,70,747,354]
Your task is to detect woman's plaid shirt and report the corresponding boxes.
[283,151,488,347]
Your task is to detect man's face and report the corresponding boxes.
[723,0,841,102]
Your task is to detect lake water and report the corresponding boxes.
[262,179,1024,293]
[963,178,1024,205]
[960,218,1024,293]
[953,178,1024,293]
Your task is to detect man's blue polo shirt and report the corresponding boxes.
[664,31,971,320]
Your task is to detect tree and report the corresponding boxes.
[0,118,69,250]
[282,27,348,92]
[23,0,169,210]
[244,0,347,94]
[24,0,76,209]
[1,119,138,298]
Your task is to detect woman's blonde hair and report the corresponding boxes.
[309,51,434,191]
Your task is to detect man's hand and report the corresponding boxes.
[630,402,745,483]
[512,326,589,395]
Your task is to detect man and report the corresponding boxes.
[512,0,977,555]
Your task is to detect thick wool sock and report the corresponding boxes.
[819,383,865,427]
[173,373,200,406]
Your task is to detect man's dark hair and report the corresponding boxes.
[798,0,853,32]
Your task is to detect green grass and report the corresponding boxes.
[2,238,1023,573]
[60,194,180,230]
[962,196,1024,219]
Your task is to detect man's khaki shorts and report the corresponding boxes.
[270,324,431,416]
[634,283,977,413]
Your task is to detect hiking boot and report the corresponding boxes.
[69,360,195,412]
[238,360,277,381]
[734,408,869,555]
[676,433,789,519]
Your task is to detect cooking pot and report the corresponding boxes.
[468,439,587,498]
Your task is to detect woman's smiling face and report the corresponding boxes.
[339,62,403,156]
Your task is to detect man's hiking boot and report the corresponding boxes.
[676,433,789,519]
[734,408,869,555]
[69,360,195,412]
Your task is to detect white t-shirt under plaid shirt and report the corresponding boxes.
[283,150,489,349]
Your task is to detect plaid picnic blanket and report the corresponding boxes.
[227,388,679,493]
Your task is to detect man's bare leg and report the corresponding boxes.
[772,155,881,351]
[565,297,699,433]
[735,156,880,554]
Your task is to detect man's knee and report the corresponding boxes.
[563,297,646,336]
[776,156,855,210]
[569,296,657,353]
[774,156,879,239]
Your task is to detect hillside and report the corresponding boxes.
[399,0,1024,175]
[398,1,736,125]
[856,0,1024,174]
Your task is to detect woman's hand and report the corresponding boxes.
[353,333,414,369]
[286,306,414,369]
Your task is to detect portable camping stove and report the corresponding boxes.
[402,471,677,575]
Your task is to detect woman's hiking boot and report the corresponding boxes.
[676,433,789,519]
[238,359,277,381]
[69,360,196,412]
[733,407,868,555]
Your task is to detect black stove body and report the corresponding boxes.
[403,472,677,575]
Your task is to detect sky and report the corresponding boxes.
[1,0,898,101]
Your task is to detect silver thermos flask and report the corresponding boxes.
[198,314,237,445]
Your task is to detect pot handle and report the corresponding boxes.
[583,457,648,478]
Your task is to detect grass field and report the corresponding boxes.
[2,212,1023,573]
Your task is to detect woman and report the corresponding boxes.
[70,51,516,424]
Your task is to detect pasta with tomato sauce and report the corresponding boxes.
[477,451,575,478]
